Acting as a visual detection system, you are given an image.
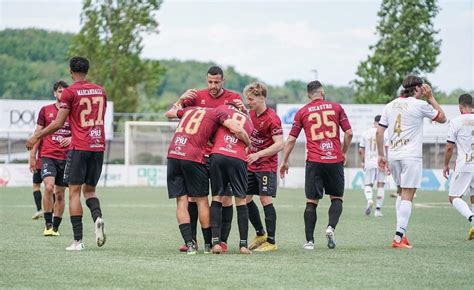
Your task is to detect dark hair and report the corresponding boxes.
[374,115,381,122]
[307,80,323,94]
[401,75,423,97]
[53,80,68,92]
[70,56,89,74]
[458,93,473,107]
[207,66,224,77]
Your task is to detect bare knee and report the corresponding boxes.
[260,196,272,206]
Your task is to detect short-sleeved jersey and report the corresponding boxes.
[182,89,242,109]
[359,127,388,169]
[37,103,71,160]
[379,97,440,160]
[248,108,283,172]
[211,105,253,162]
[60,81,107,152]
[167,107,229,164]
[289,99,351,163]
[447,113,474,172]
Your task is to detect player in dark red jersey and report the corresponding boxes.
[174,66,243,252]
[29,81,71,236]
[165,105,250,254]
[27,57,107,251]
[280,81,353,250]
[242,82,284,252]
[209,103,254,254]
[29,146,43,220]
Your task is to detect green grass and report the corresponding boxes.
[0,187,472,289]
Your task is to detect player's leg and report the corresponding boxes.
[220,189,233,249]
[363,168,375,216]
[324,162,345,249]
[448,172,474,239]
[375,170,386,217]
[235,197,250,254]
[209,154,225,253]
[52,185,65,235]
[246,172,266,250]
[31,171,43,219]
[64,150,86,251]
[187,197,198,245]
[41,176,55,235]
[253,172,278,252]
[303,161,323,250]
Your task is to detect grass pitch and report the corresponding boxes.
[0,187,472,289]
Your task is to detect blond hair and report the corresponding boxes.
[243,82,267,98]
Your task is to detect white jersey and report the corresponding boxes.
[447,113,474,172]
[379,97,439,160]
[359,127,388,169]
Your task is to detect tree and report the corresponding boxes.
[70,0,163,112]
[353,0,441,103]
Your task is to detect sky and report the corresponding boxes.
[1,0,473,92]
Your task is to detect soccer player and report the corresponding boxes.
[174,66,243,252]
[279,81,353,250]
[209,103,253,254]
[442,93,474,240]
[29,150,43,220]
[243,82,284,252]
[29,81,71,235]
[376,75,446,249]
[165,104,250,254]
[26,56,107,251]
[359,115,388,217]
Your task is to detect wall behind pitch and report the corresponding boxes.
[0,164,451,192]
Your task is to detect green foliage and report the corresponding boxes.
[354,0,441,103]
[69,0,164,112]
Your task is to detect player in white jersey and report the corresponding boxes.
[376,75,446,249]
[442,94,474,240]
[359,115,388,217]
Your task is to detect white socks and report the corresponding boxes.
[452,198,473,221]
[364,186,373,202]
[395,196,402,211]
[396,200,412,237]
[376,188,385,209]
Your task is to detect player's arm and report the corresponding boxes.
[28,125,43,173]
[376,125,387,171]
[421,84,446,123]
[279,135,297,179]
[247,135,284,165]
[174,89,197,107]
[358,145,365,168]
[341,129,353,164]
[443,142,454,179]
[222,119,251,147]
[165,103,183,119]
[26,109,69,150]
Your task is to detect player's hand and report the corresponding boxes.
[378,156,387,172]
[385,166,391,176]
[247,152,260,165]
[343,153,347,166]
[60,137,71,148]
[442,166,450,179]
[179,89,197,102]
[279,162,289,179]
[29,157,36,174]
[421,84,434,101]
[26,135,39,151]
[233,99,248,114]
[360,161,365,168]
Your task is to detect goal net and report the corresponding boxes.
[124,121,178,166]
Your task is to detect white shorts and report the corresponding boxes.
[448,172,474,197]
[389,159,422,189]
[363,167,386,185]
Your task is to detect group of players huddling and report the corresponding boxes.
[26,58,474,253]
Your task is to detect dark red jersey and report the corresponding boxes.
[167,107,229,163]
[35,141,42,169]
[289,99,351,163]
[211,105,253,162]
[248,108,283,172]
[60,81,107,152]
[37,103,71,160]
[182,89,242,109]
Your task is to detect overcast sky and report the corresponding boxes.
[1,0,473,91]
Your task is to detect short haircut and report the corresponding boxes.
[53,80,68,92]
[307,80,323,95]
[374,115,381,122]
[458,93,473,107]
[401,75,423,97]
[70,56,89,74]
[207,66,224,78]
[243,82,267,98]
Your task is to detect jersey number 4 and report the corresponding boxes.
[308,110,337,141]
